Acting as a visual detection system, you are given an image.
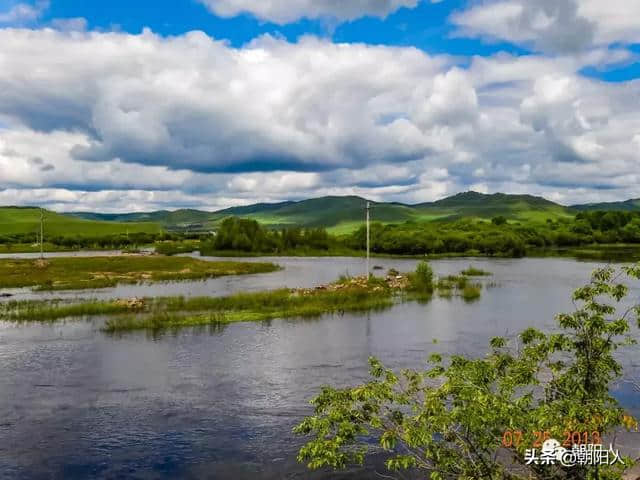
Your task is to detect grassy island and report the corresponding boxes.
[0,263,490,331]
[0,256,279,290]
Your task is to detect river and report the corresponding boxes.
[0,256,639,478]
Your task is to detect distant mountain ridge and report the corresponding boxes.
[570,198,640,212]
[15,191,640,235]
[419,191,559,209]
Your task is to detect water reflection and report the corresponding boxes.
[0,257,639,478]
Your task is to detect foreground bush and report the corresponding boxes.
[295,263,640,479]
[407,260,434,293]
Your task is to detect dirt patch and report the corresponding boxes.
[115,297,146,309]
[90,271,117,278]
[34,259,49,269]
[292,274,410,296]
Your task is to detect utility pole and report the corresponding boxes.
[366,201,370,279]
[40,207,44,259]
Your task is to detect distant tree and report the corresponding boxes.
[491,215,507,226]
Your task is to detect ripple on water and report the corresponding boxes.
[0,257,639,479]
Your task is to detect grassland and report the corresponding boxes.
[0,256,279,290]
[0,207,161,237]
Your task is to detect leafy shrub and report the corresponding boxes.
[295,263,640,479]
[408,261,434,293]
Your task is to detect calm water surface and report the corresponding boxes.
[0,257,639,479]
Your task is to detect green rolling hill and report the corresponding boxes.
[216,192,574,232]
[7,192,640,237]
[68,209,216,231]
[216,196,420,233]
[0,207,161,237]
[413,191,574,223]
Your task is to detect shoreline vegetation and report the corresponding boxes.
[3,243,640,263]
[0,263,489,331]
[0,256,279,291]
[3,208,640,262]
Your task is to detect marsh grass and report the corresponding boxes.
[0,299,131,322]
[103,311,229,332]
[437,287,453,299]
[2,262,488,332]
[154,240,200,256]
[406,261,434,294]
[434,273,483,302]
[460,266,492,276]
[0,256,279,290]
[461,283,482,302]
[102,287,394,332]
[3,285,394,331]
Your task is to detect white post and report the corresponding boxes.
[40,208,44,259]
[366,201,370,279]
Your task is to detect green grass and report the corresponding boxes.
[0,256,279,290]
[0,207,161,237]
[0,286,395,330]
[0,243,79,254]
[154,240,200,255]
[461,266,492,276]
[0,299,134,322]
[461,284,482,302]
[434,274,484,302]
[531,244,640,262]
[102,288,393,332]
[326,221,367,235]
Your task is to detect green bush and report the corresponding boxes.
[408,261,434,293]
[295,263,640,479]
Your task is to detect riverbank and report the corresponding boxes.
[0,256,279,291]
[4,242,639,262]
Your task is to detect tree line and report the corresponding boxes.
[199,217,333,254]
[4,210,640,256]
[346,211,640,257]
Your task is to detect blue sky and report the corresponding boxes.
[26,0,635,78]
[39,0,525,55]
[0,0,639,211]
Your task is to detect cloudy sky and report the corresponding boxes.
[0,0,639,212]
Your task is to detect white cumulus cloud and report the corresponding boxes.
[199,0,419,24]
[0,28,639,211]
[451,0,640,53]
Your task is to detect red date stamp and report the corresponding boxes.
[501,430,602,448]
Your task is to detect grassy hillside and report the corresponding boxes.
[222,196,420,231]
[56,192,577,235]
[414,192,573,222]
[571,198,640,212]
[15,192,637,239]
[69,209,214,231]
[208,193,573,233]
[0,207,161,237]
